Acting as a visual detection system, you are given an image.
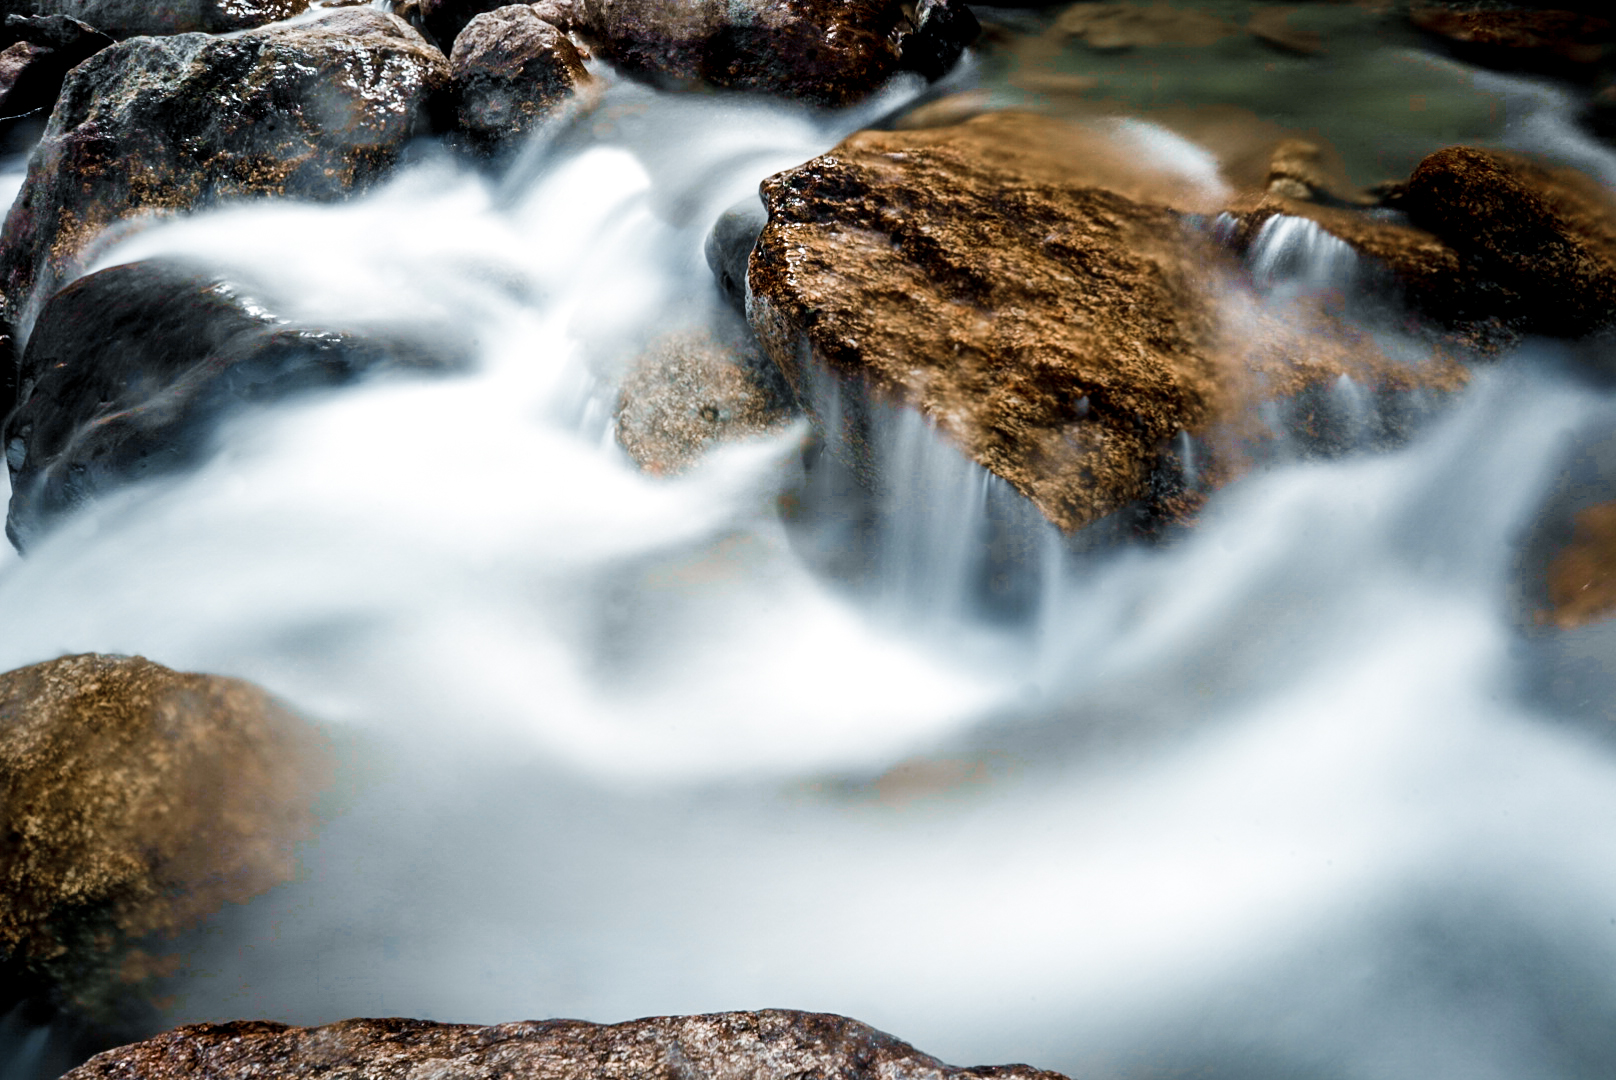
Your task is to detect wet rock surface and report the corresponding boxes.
[1401,146,1616,337]
[0,7,450,367]
[451,5,591,154]
[578,0,979,107]
[62,1010,1072,1080]
[0,652,325,1027]
[748,114,1226,533]
[4,259,456,550]
[1541,500,1616,629]
[615,325,796,474]
[1409,3,1613,78]
[0,16,111,133]
[0,0,310,38]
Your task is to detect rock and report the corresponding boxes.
[0,0,310,38]
[1263,139,1369,205]
[450,5,591,154]
[577,0,980,107]
[61,1010,1072,1080]
[1540,501,1616,629]
[0,17,112,135]
[1409,3,1613,78]
[0,652,326,1024]
[747,116,1226,533]
[1401,146,1616,338]
[4,259,457,549]
[615,326,795,474]
[1247,6,1322,56]
[704,197,767,313]
[3,13,114,56]
[1054,1,1237,50]
[0,8,451,384]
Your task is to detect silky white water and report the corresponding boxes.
[3,65,1616,1080]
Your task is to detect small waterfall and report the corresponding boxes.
[1246,214,1360,298]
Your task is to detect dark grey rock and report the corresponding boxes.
[4,260,459,550]
[450,5,590,155]
[0,8,452,414]
[0,0,308,38]
[703,196,765,314]
[60,1010,1073,1080]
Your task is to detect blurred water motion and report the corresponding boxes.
[2,38,1616,1080]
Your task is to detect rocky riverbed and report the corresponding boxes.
[5,1,1616,1078]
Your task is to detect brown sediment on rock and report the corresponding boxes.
[0,7,450,403]
[615,328,796,475]
[1054,1,1239,50]
[1540,502,1616,629]
[0,653,327,1016]
[61,1010,1074,1080]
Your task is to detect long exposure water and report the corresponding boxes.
[4,14,1616,1080]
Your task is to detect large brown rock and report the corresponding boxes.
[0,653,326,1019]
[450,5,592,154]
[747,116,1227,533]
[1409,3,1613,78]
[578,0,979,107]
[61,1010,1071,1080]
[1401,146,1616,338]
[0,8,450,397]
[1539,501,1616,630]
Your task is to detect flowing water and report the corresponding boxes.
[5,10,1616,1080]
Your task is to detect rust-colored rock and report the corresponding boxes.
[1401,146,1616,337]
[450,5,592,153]
[615,327,795,475]
[747,115,1227,533]
[1409,3,1613,76]
[62,1010,1072,1080]
[0,653,326,1018]
[0,7,451,401]
[1540,501,1616,629]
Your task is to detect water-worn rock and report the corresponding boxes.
[748,118,1225,533]
[4,259,455,549]
[1055,1,1238,50]
[62,1010,1072,1080]
[615,327,795,474]
[579,0,980,107]
[0,7,450,378]
[1401,146,1616,337]
[0,17,112,134]
[1409,3,1613,78]
[0,653,325,1021]
[451,5,591,154]
[0,0,309,38]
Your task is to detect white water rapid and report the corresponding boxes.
[4,56,1616,1080]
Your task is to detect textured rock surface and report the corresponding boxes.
[579,0,978,107]
[451,5,590,153]
[1401,146,1616,337]
[0,8,450,376]
[748,117,1225,533]
[1409,3,1613,77]
[62,1010,1072,1080]
[0,653,325,1019]
[4,259,455,549]
[1541,501,1616,629]
[0,0,309,38]
[616,327,795,474]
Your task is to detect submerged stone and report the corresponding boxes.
[4,260,458,550]
[61,1010,1072,1080]
[0,653,326,1027]
[0,8,451,389]
[1540,501,1616,630]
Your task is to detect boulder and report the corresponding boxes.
[577,0,980,107]
[4,259,457,550]
[413,0,523,52]
[615,326,795,474]
[450,5,591,155]
[0,17,113,135]
[1409,3,1613,78]
[1400,146,1616,338]
[0,653,326,1023]
[61,1010,1072,1080]
[0,0,309,38]
[1539,501,1616,629]
[0,8,450,380]
[747,116,1226,533]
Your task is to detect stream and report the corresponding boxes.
[5,4,1616,1079]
